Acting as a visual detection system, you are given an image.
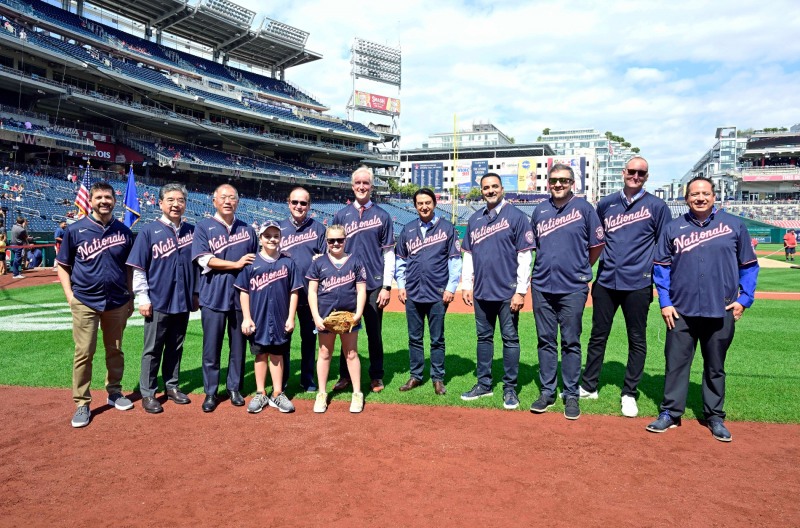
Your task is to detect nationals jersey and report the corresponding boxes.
[192,216,257,311]
[127,218,196,314]
[333,202,394,290]
[278,217,326,296]
[595,191,671,291]
[655,210,758,318]
[396,217,461,303]
[462,201,534,301]
[306,254,367,318]
[530,195,605,294]
[234,253,302,346]
[56,215,133,311]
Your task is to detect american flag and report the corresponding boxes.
[74,165,92,217]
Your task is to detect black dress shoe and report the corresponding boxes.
[227,390,245,407]
[142,396,163,414]
[202,394,218,413]
[166,388,191,405]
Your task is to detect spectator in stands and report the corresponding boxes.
[10,215,32,279]
[56,181,135,428]
[331,166,394,394]
[784,229,797,261]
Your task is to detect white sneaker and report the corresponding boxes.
[313,392,328,413]
[621,395,638,417]
[579,386,598,399]
[350,391,364,413]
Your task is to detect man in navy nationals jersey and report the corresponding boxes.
[461,173,534,410]
[127,183,197,414]
[56,181,134,428]
[192,183,258,412]
[647,177,758,442]
[331,166,394,393]
[237,221,303,414]
[580,156,671,418]
[395,188,462,395]
[529,164,605,420]
[279,187,327,392]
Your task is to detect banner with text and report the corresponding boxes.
[354,90,401,115]
[411,162,443,191]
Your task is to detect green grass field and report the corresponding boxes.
[1,280,798,423]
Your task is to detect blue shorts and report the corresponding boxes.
[249,341,289,356]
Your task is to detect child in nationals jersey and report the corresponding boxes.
[236,221,302,414]
[306,225,367,413]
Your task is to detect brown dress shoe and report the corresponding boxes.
[333,378,352,391]
[370,379,385,393]
[398,378,423,392]
[142,396,163,414]
[433,380,447,395]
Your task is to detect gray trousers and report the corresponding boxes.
[139,310,190,398]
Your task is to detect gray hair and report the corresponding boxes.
[159,183,188,201]
[351,165,373,184]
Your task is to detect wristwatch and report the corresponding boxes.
[382,286,391,291]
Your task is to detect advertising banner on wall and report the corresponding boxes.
[471,160,489,188]
[354,90,401,115]
[516,158,538,192]
[411,162,443,191]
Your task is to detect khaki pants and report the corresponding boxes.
[71,298,130,407]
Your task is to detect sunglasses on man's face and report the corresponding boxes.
[626,169,648,177]
[327,238,345,244]
[290,200,308,206]
[549,178,573,185]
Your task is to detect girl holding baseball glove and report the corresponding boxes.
[235,221,302,414]
[306,224,367,413]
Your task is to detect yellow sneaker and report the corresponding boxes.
[350,391,364,413]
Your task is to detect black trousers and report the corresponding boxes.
[291,302,318,390]
[339,287,384,381]
[200,307,246,395]
[660,311,735,421]
[582,283,652,396]
[139,310,190,398]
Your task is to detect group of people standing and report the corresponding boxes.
[55,160,758,443]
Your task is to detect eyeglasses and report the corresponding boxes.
[216,194,238,202]
[327,238,345,244]
[261,234,280,240]
[626,169,648,177]
[548,178,573,185]
[290,200,308,207]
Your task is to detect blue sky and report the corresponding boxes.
[238,0,800,188]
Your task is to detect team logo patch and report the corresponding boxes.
[525,230,534,244]
[595,226,605,240]
[455,239,461,251]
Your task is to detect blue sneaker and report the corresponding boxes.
[460,384,493,401]
[707,420,732,442]
[503,389,519,410]
[646,411,681,433]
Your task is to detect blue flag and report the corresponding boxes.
[123,165,140,228]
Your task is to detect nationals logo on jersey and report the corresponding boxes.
[343,216,383,238]
[281,229,319,250]
[249,266,290,291]
[673,223,733,253]
[76,233,128,261]
[152,231,193,260]
[469,217,510,246]
[208,229,252,254]
[320,270,357,291]
[604,208,652,233]
[405,229,448,255]
[536,209,582,238]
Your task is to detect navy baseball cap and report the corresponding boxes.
[258,220,281,236]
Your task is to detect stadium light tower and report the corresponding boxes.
[347,38,402,179]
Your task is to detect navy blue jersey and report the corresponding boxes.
[595,192,671,291]
[462,202,534,301]
[56,215,133,311]
[306,254,367,318]
[655,210,757,318]
[192,217,257,311]
[333,203,394,290]
[278,217,326,295]
[54,226,66,243]
[127,219,196,314]
[396,217,461,303]
[234,253,302,346]
[531,195,605,294]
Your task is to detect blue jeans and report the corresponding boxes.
[532,288,588,398]
[405,298,447,381]
[474,298,520,391]
[11,248,23,276]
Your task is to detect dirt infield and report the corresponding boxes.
[0,385,798,526]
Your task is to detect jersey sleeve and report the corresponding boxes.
[380,210,395,248]
[305,258,321,282]
[654,225,673,265]
[395,229,408,259]
[288,260,303,292]
[355,258,367,284]
[654,200,673,241]
[233,266,250,292]
[446,223,461,258]
[461,219,472,253]
[514,210,536,252]
[586,204,605,247]
[126,227,151,270]
[529,210,539,250]
[191,223,210,261]
[56,226,75,267]
[736,221,758,266]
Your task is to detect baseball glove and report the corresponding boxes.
[323,310,356,334]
